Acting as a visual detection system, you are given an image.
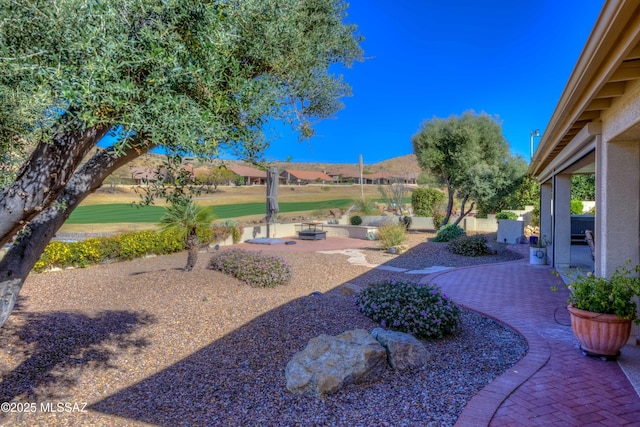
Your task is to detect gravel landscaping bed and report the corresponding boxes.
[0,231,526,426]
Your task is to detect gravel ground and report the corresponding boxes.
[0,232,526,426]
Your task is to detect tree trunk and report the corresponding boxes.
[442,183,455,226]
[0,137,154,328]
[183,228,199,272]
[453,196,474,226]
[0,121,110,248]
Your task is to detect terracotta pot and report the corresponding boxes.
[567,305,633,357]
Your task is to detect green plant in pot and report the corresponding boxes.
[555,263,640,359]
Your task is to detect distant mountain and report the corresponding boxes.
[105,152,422,182]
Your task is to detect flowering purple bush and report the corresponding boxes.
[208,249,292,288]
[355,280,461,339]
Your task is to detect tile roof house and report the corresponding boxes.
[228,165,267,185]
[280,169,334,185]
[130,167,164,185]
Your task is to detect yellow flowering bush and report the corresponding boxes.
[34,229,194,272]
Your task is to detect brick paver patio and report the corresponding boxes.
[422,245,640,426]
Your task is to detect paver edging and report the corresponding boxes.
[454,307,552,426]
[420,258,554,427]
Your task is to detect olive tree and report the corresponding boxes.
[412,111,524,226]
[0,0,363,327]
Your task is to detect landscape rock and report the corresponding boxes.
[285,329,388,396]
[371,328,431,371]
[339,282,363,297]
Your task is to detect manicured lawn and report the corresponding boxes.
[66,199,355,224]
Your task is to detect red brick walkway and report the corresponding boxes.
[423,245,640,426]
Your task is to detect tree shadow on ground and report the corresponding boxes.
[89,264,527,426]
[0,309,155,403]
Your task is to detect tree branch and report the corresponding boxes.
[0,122,111,248]
[0,136,155,327]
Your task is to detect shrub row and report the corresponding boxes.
[355,280,461,339]
[495,211,519,220]
[34,229,189,272]
[208,249,291,288]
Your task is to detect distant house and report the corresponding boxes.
[326,168,360,183]
[228,165,267,185]
[130,165,195,186]
[130,167,163,185]
[326,169,417,185]
[281,169,334,185]
[362,171,393,185]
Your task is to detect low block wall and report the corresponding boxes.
[497,219,524,244]
[357,215,498,234]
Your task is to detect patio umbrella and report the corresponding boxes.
[266,166,279,238]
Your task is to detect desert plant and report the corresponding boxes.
[160,200,216,271]
[377,222,408,250]
[448,235,494,257]
[495,211,519,220]
[352,198,378,215]
[208,249,292,288]
[571,199,584,215]
[432,212,444,229]
[378,181,410,213]
[411,187,445,217]
[213,219,243,244]
[350,215,363,225]
[33,229,188,272]
[355,280,461,339]
[433,224,465,242]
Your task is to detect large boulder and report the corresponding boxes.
[371,328,431,371]
[285,329,388,396]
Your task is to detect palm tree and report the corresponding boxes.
[160,200,215,271]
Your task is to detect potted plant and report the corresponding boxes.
[556,263,640,359]
[529,235,549,265]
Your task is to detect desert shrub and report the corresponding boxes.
[531,206,540,227]
[411,187,445,217]
[377,222,407,250]
[495,211,518,220]
[352,198,377,215]
[448,235,494,257]
[350,215,363,225]
[433,224,465,242]
[355,280,461,339]
[208,249,291,288]
[311,208,329,218]
[570,199,584,215]
[212,219,243,244]
[432,212,444,229]
[34,229,187,272]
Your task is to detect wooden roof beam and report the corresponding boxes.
[609,61,640,82]
[624,44,640,61]
[584,98,611,111]
[594,81,626,98]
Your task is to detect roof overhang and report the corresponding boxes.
[529,0,640,178]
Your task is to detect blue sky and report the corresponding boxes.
[262,0,605,165]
